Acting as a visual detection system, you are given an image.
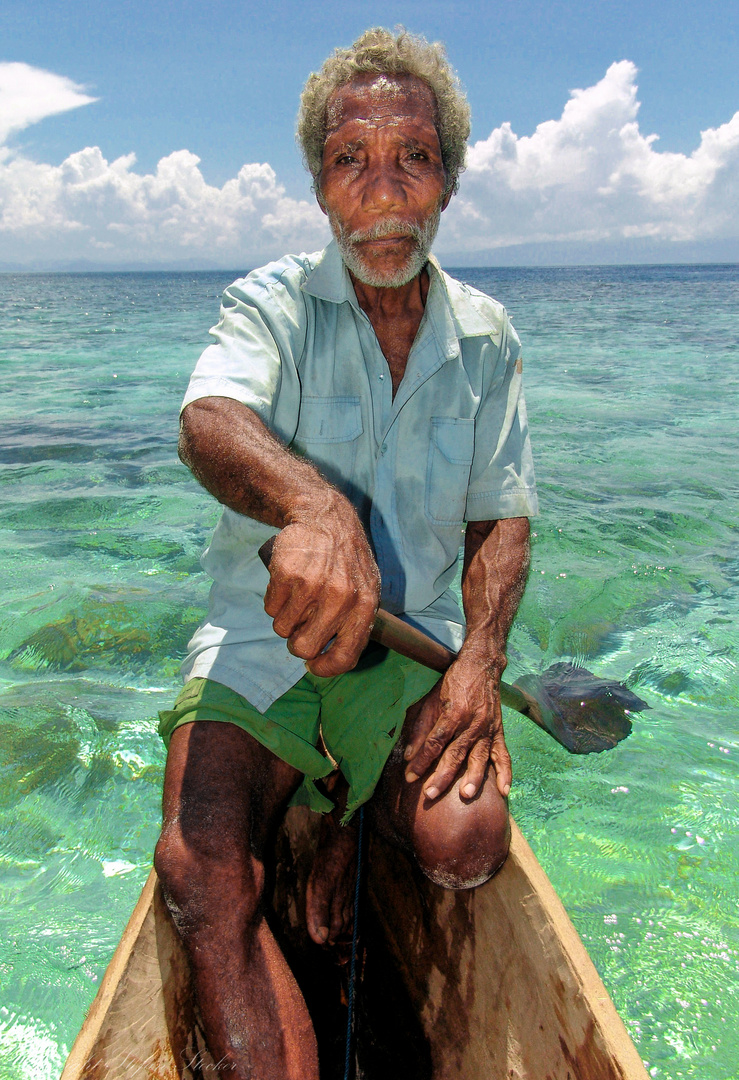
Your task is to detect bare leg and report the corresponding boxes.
[154,720,319,1080]
[306,689,510,955]
[372,691,511,888]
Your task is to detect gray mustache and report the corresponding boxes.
[345,218,424,244]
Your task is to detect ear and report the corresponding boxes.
[441,188,453,212]
[314,183,328,215]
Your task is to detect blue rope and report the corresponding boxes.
[343,806,365,1080]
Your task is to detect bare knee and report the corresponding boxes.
[154,824,265,938]
[411,780,510,890]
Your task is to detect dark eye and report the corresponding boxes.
[408,151,427,161]
[336,154,357,165]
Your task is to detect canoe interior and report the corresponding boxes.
[61,807,649,1080]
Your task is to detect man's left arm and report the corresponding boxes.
[404,516,531,799]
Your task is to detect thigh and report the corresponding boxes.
[162,719,304,863]
[317,643,439,822]
[159,676,331,786]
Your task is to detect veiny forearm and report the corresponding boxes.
[179,397,380,676]
[403,517,529,800]
[179,397,345,527]
[459,517,531,672]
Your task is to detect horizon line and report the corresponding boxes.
[3,260,739,275]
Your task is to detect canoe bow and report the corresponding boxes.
[62,810,649,1080]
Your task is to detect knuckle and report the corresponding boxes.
[411,748,434,772]
[446,742,468,765]
[287,640,311,660]
[425,733,447,755]
[288,626,322,655]
[470,740,491,762]
[492,737,511,759]
[330,645,360,669]
[435,761,458,786]
[357,593,378,615]
[263,590,280,616]
[334,617,364,644]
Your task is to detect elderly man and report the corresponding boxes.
[154,27,537,1080]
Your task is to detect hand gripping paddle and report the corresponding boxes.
[258,537,648,754]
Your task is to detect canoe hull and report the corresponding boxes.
[62,808,648,1080]
[60,872,205,1080]
[369,819,645,1079]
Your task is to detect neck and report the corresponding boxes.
[349,267,430,322]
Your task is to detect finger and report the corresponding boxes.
[405,710,458,783]
[304,605,375,677]
[459,738,491,799]
[284,598,345,660]
[402,689,442,770]
[281,580,367,661]
[265,554,348,631]
[491,723,512,798]
[273,601,319,646]
[265,570,331,642]
[305,628,366,676]
[422,731,477,800]
[263,574,295,621]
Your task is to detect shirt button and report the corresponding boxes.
[378,373,385,381]
[380,443,388,455]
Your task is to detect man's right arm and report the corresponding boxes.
[179,396,380,677]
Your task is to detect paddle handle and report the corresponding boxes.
[373,609,531,715]
[257,537,531,716]
[370,608,455,673]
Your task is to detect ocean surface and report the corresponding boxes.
[0,264,737,1079]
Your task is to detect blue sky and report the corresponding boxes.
[1,0,738,266]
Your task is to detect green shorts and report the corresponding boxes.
[157,643,440,823]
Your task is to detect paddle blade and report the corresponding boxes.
[512,662,649,754]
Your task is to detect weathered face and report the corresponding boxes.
[318,73,451,287]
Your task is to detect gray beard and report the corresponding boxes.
[330,210,441,288]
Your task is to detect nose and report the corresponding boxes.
[360,158,407,213]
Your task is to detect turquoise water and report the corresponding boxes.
[0,266,737,1079]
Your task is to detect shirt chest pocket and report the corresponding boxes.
[425,417,475,526]
[291,396,363,487]
[294,396,363,443]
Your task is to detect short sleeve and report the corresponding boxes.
[180,257,311,446]
[465,318,538,520]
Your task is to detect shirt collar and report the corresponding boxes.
[302,240,501,356]
[301,239,356,305]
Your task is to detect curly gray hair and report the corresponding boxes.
[298,27,471,197]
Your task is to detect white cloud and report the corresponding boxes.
[0,62,329,265]
[0,62,97,145]
[438,61,739,252]
[0,59,737,266]
[0,144,329,265]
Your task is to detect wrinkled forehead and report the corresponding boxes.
[325,73,439,138]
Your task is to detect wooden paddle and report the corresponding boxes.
[258,539,648,754]
[370,608,648,753]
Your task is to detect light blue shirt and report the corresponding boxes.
[180,241,538,712]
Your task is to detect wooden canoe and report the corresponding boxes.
[61,807,649,1080]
